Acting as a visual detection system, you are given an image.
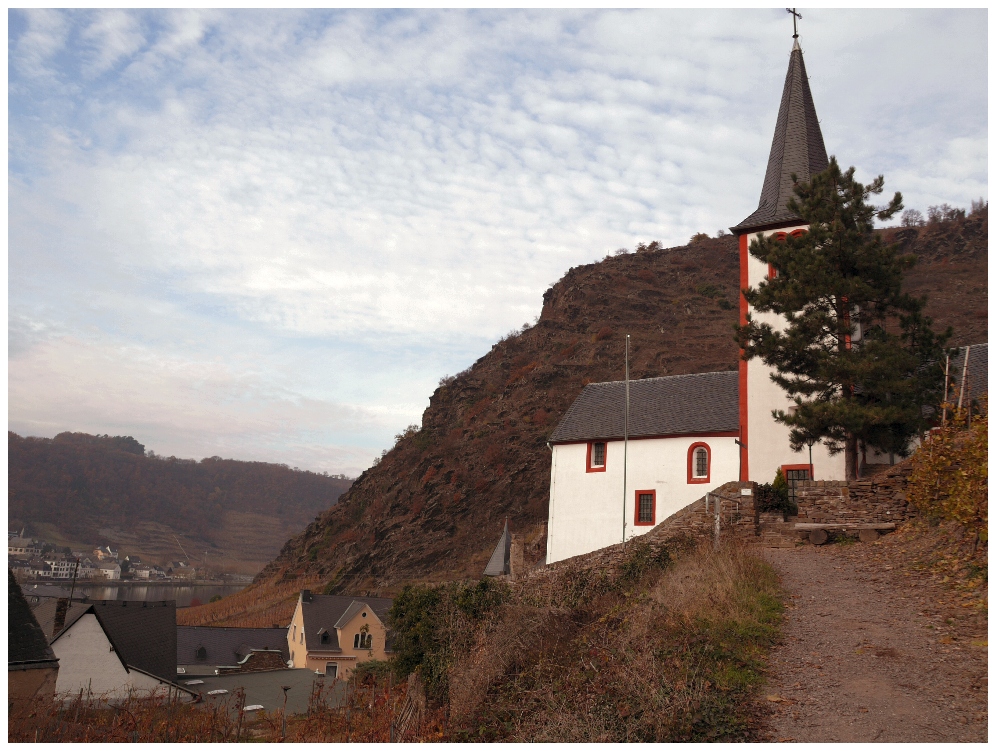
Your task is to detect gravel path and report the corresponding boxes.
[762,545,987,743]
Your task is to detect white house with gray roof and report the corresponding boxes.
[546,372,741,563]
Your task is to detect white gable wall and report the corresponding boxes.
[52,613,164,699]
[743,226,846,484]
[547,435,738,564]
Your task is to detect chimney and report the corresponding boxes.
[301,590,312,603]
[53,598,69,636]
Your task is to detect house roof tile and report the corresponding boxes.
[177,626,290,666]
[8,571,59,669]
[550,370,740,444]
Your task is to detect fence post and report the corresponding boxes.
[714,498,721,549]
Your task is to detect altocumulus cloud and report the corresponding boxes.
[8,9,987,475]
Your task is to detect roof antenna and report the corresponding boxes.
[786,8,802,39]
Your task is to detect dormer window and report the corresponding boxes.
[586,441,607,473]
[320,631,331,645]
[195,646,207,661]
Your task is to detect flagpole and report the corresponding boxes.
[623,334,630,547]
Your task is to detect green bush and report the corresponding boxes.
[388,577,510,701]
[755,469,796,515]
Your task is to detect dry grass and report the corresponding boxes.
[439,540,782,742]
[9,673,407,743]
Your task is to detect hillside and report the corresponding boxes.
[8,432,352,574]
[181,212,986,623]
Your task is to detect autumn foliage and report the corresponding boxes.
[9,672,409,743]
[908,403,988,542]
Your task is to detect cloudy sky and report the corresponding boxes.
[8,9,987,475]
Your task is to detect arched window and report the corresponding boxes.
[687,443,711,484]
[353,632,373,649]
[195,646,207,661]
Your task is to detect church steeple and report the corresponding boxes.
[732,40,829,234]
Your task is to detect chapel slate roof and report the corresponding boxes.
[51,600,177,682]
[299,593,394,651]
[9,571,59,669]
[550,370,740,444]
[177,626,290,666]
[732,40,829,234]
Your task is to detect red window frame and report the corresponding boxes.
[781,463,813,480]
[586,441,607,473]
[634,489,656,526]
[687,442,711,484]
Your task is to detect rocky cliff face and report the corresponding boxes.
[199,212,987,618]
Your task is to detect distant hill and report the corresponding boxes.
[180,212,990,626]
[8,432,352,574]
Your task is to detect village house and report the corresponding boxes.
[43,557,82,580]
[48,599,195,701]
[8,536,42,558]
[93,546,118,562]
[9,559,33,581]
[97,561,122,580]
[545,36,989,565]
[9,572,60,706]
[287,591,393,678]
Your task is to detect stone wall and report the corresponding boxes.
[514,463,914,595]
[794,463,913,526]
[216,649,288,675]
[512,482,757,598]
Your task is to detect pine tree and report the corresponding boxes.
[737,157,950,479]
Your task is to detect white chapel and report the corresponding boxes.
[544,36,985,566]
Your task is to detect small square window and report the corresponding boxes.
[587,442,607,472]
[634,490,655,526]
[592,443,605,466]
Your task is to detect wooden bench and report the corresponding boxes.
[793,522,896,545]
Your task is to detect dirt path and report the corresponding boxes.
[762,545,987,743]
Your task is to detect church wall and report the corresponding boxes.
[546,435,739,564]
[742,227,847,484]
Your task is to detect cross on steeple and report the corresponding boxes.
[786,8,802,39]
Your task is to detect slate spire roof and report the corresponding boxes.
[732,39,829,234]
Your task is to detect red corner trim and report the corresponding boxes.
[633,489,656,526]
[585,441,607,473]
[738,232,750,482]
[687,442,711,484]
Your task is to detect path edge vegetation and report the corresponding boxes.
[387,538,784,742]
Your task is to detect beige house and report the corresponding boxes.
[287,591,392,678]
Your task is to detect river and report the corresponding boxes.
[20,581,248,608]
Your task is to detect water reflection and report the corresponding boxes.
[26,582,247,608]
